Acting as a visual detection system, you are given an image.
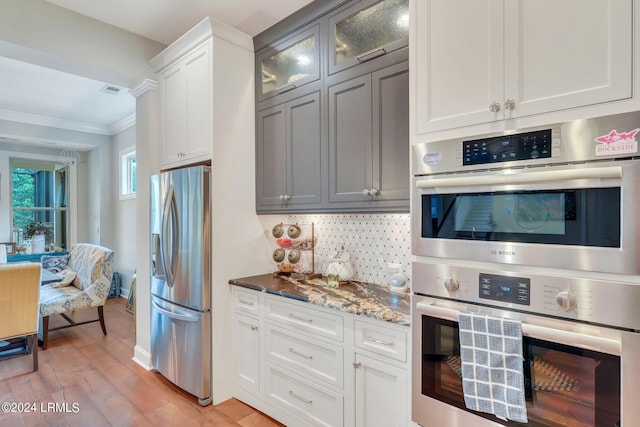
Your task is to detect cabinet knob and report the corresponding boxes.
[489,101,501,113]
[369,188,380,196]
[362,189,371,196]
[279,194,291,202]
[353,362,361,369]
[504,98,516,111]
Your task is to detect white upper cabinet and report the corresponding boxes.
[156,40,212,168]
[151,18,256,170]
[414,0,633,134]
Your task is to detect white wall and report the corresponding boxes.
[208,29,283,404]
[0,0,165,87]
[131,81,158,370]
[111,126,137,297]
[76,154,88,243]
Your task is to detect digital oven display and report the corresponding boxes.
[463,129,552,166]
[479,273,531,306]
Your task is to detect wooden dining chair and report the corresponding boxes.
[0,263,41,372]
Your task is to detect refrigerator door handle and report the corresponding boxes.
[161,184,179,286]
[152,298,200,323]
[151,233,166,280]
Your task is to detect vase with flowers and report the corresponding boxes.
[25,221,50,253]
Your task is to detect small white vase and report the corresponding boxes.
[31,234,45,253]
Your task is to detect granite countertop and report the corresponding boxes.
[228,274,410,326]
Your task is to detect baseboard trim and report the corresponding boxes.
[132,345,153,370]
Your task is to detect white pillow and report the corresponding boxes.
[50,269,77,288]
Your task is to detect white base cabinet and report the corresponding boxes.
[232,313,260,393]
[231,287,412,427]
[267,362,345,427]
[354,352,407,427]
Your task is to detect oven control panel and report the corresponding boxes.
[478,273,531,306]
[414,261,640,330]
[461,129,557,166]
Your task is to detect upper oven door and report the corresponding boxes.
[411,160,640,275]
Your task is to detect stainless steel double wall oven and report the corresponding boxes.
[411,113,640,427]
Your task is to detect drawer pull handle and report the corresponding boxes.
[288,390,312,405]
[288,347,313,359]
[239,299,254,306]
[367,336,394,346]
[289,313,313,323]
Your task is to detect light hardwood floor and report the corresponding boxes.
[0,297,284,427]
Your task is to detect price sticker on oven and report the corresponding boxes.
[594,128,639,156]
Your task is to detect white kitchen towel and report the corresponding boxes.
[458,311,528,423]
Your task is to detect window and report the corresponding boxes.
[120,147,136,199]
[11,159,69,250]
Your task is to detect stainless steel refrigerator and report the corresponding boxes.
[150,165,211,406]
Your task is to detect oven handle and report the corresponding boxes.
[415,166,622,189]
[415,300,621,356]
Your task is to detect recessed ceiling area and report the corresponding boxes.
[1,0,315,146]
[0,55,135,135]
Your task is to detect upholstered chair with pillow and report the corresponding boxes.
[39,243,114,350]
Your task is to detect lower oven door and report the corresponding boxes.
[412,296,639,427]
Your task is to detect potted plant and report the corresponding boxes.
[25,221,51,253]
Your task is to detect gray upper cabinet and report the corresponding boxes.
[256,91,322,212]
[254,0,409,213]
[328,74,372,203]
[328,0,409,75]
[328,61,409,211]
[257,24,321,103]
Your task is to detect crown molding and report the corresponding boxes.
[109,114,136,134]
[129,79,159,98]
[0,109,111,135]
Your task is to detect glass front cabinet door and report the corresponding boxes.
[329,0,409,74]
[257,25,320,102]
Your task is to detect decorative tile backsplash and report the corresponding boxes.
[287,213,411,287]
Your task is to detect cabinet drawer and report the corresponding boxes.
[266,362,344,427]
[266,324,344,388]
[232,288,261,316]
[266,296,343,342]
[354,320,407,362]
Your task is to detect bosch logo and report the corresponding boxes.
[492,250,516,256]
